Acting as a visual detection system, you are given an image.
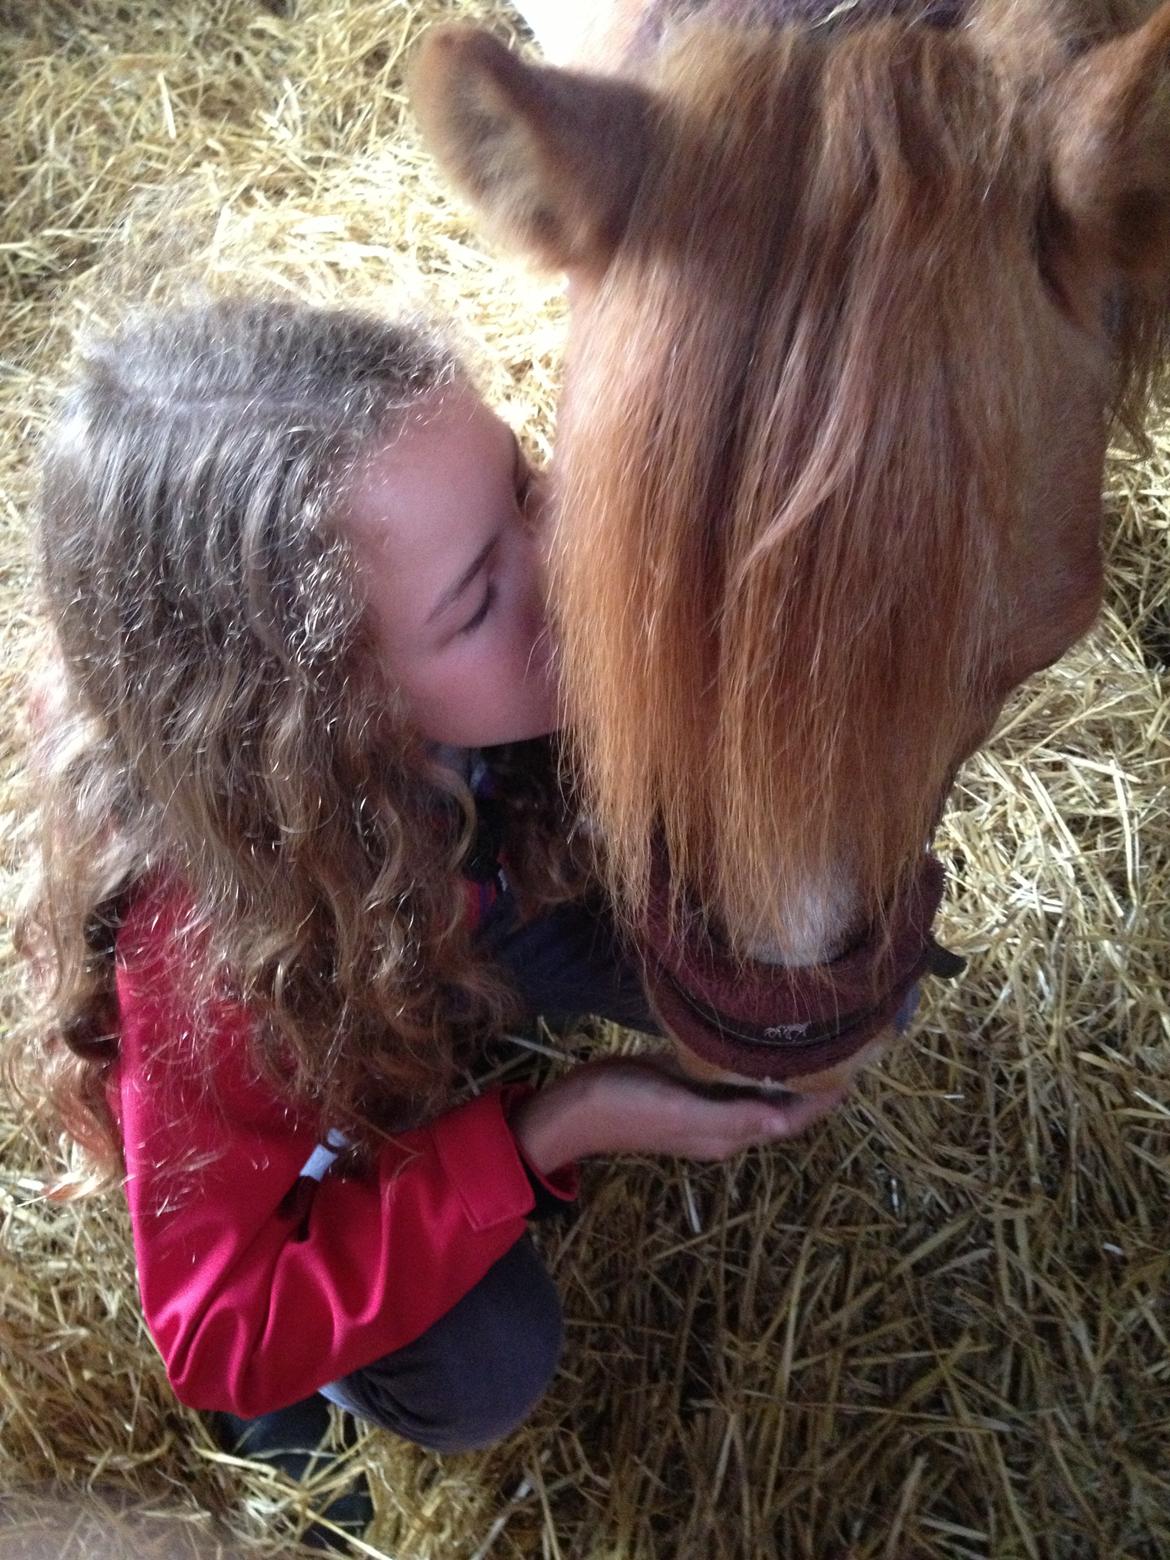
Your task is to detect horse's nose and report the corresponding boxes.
[669,1030,891,1097]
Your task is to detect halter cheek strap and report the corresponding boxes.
[640,851,966,1083]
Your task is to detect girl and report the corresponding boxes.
[22,297,842,1540]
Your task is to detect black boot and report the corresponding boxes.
[208,1392,374,1552]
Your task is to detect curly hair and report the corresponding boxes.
[18,297,584,1194]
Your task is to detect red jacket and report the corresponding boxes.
[111,882,577,1418]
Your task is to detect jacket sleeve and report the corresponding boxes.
[113,891,578,1419]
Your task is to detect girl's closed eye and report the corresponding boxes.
[459,579,497,636]
[453,457,534,639]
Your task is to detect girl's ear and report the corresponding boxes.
[410,25,654,275]
[1049,0,1170,281]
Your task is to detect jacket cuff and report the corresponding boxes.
[429,1089,540,1232]
[500,1083,581,1214]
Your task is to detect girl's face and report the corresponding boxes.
[343,386,558,748]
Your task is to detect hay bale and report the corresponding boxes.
[1,2,1166,1556]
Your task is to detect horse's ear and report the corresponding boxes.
[410,25,653,274]
[1049,1,1170,280]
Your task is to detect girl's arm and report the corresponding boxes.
[115,890,564,1420]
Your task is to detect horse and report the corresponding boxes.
[411,0,1170,1092]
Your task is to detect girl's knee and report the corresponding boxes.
[322,1237,563,1452]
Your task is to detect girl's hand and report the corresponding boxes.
[511,1055,847,1177]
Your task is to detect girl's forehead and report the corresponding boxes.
[345,387,505,539]
[338,385,515,641]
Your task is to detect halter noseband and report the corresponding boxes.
[641,851,965,1083]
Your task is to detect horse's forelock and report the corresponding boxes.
[553,22,1062,952]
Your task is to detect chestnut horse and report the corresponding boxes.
[413,0,1170,1089]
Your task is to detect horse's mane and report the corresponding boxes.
[551,17,1167,955]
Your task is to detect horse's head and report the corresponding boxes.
[413,4,1170,1084]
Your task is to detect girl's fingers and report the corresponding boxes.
[567,1056,850,1162]
[761,1085,848,1137]
[673,1084,847,1159]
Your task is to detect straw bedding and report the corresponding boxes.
[0,2,1167,1556]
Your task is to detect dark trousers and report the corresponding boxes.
[318,1234,559,1453]
[319,892,660,1452]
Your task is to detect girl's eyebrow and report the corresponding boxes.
[425,533,498,626]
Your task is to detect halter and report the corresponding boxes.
[641,851,965,1083]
